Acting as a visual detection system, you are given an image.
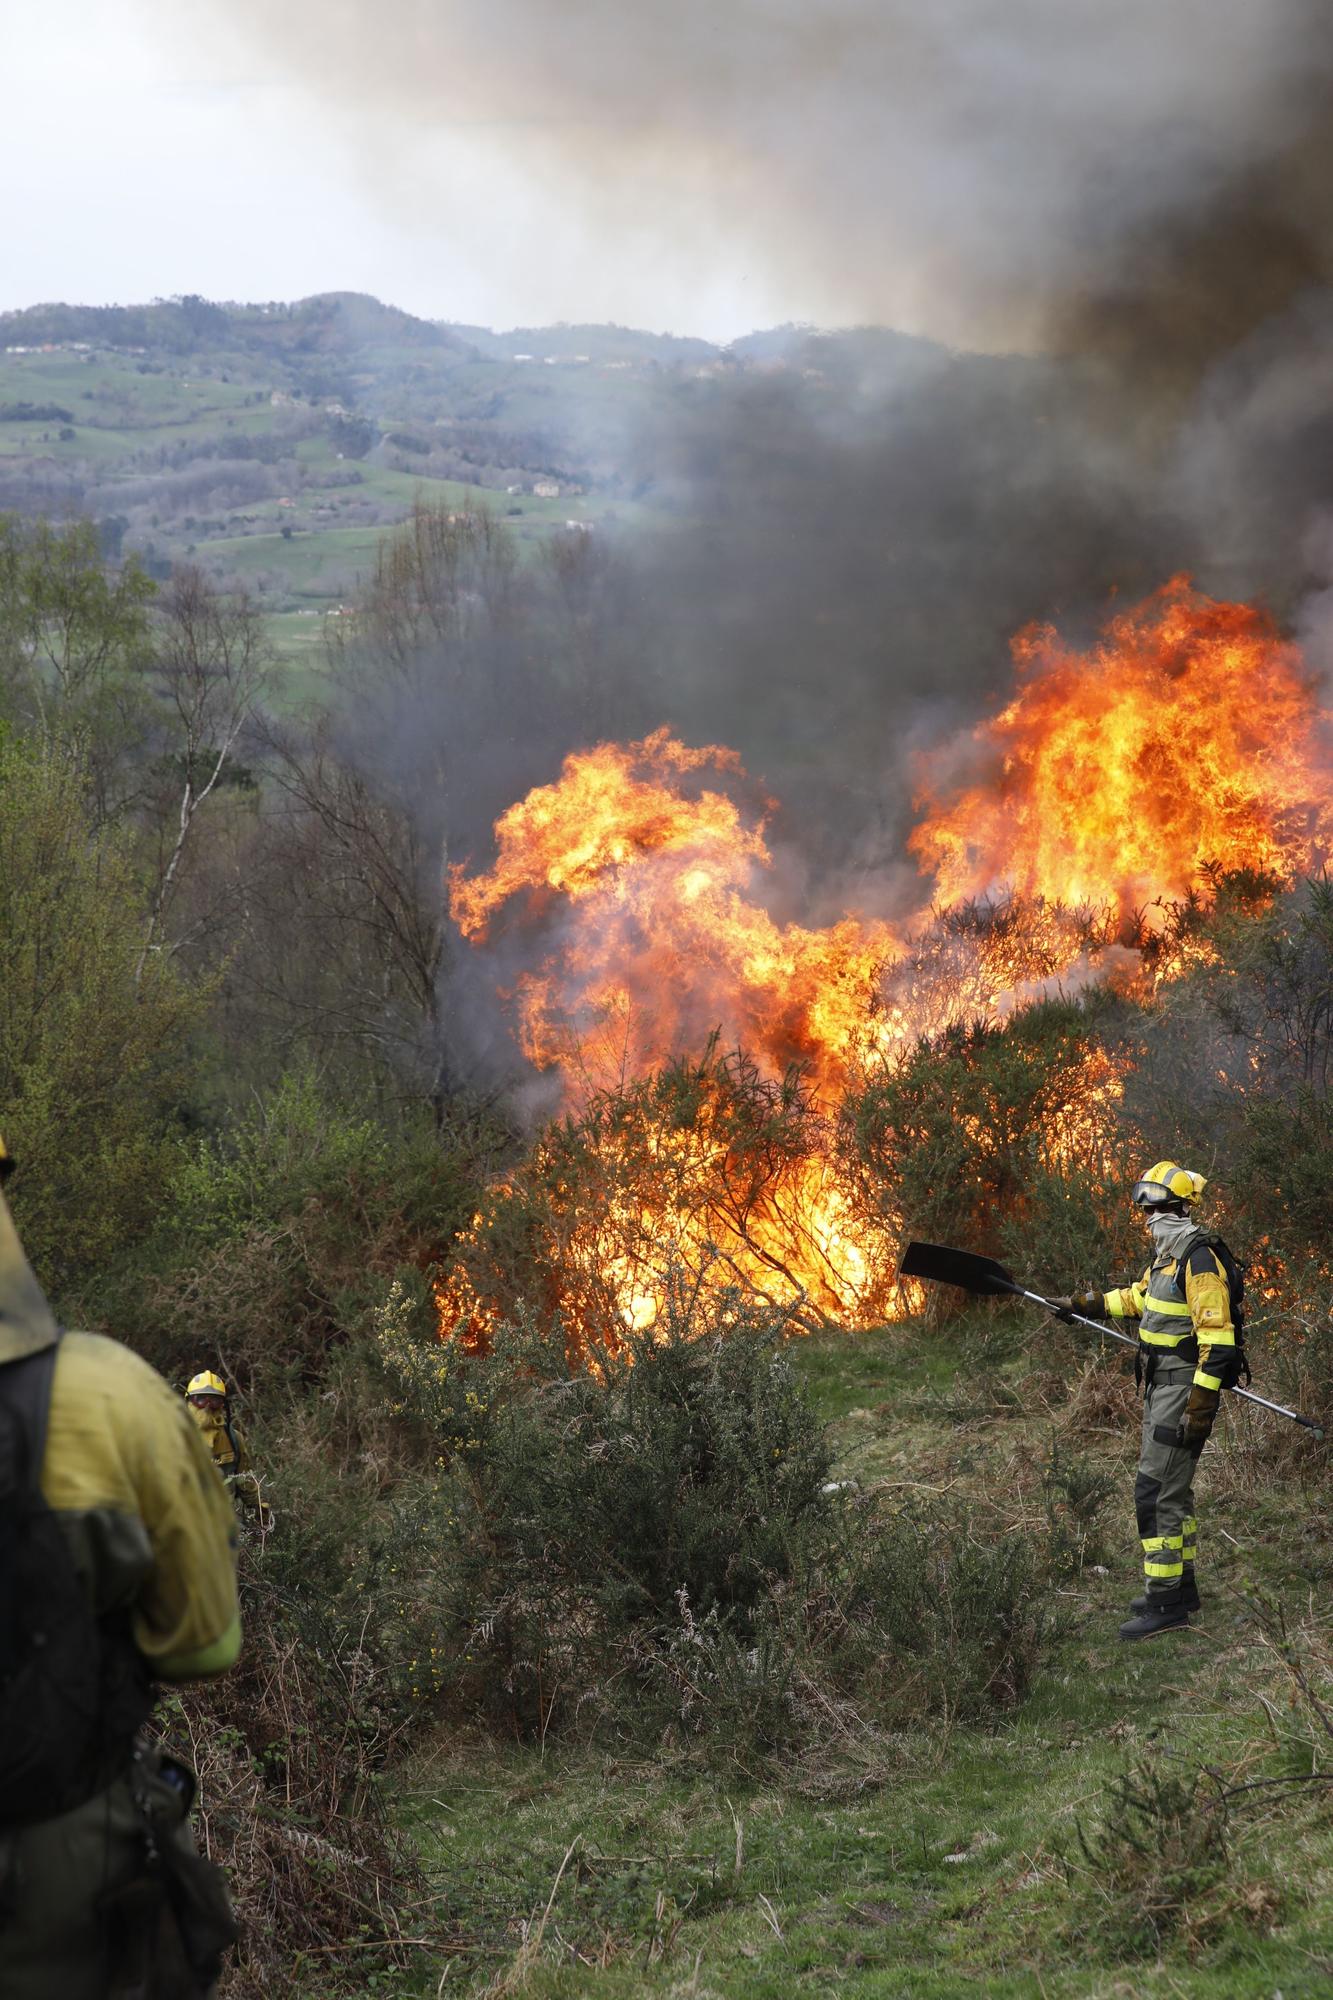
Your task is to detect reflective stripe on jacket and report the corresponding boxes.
[1103,1233,1237,1391]
[0,1182,241,1693]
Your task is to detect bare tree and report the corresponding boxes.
[326,499,517,672]
[138,567,270,976]
[239,718,450,1110]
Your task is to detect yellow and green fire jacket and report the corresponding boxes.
[1103,1232,1239,1392]
[0,1190,241,1682]
[189,1402,248,1480]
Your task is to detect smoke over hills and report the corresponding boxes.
[168,1,1333,354]
[167,3,1333,943]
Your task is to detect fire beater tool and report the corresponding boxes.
[898,1240,1324,1438]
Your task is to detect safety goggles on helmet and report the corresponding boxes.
[1131,1160,1205,1211]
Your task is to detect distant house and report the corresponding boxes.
[505,483,524,495]
[323,400,348,416]
[270,390,295,407]
[564,520,592,534]
[277,496,296,509]
[533,479,560,498]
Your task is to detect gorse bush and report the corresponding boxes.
[111,1068,497,1388]
[1069,1762,1236,1957]
[379,1279,836,1738]
[374,1278,1054,1759]
[828,1500,1048,1728]
[1041,1437,1116,1577]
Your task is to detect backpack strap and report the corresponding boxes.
[0,1335,60,1491]
[1181,1237,1219,1279]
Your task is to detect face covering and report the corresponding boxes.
[1149,1212,1199,1263]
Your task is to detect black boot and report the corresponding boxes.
[1131,1568,1200,1616]
[1119,1589,1191,1641]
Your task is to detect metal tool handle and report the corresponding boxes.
[1020,1288,1325,1439]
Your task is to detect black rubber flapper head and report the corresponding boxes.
[898,1241,1022,1299]
[898,1239,1325,1439]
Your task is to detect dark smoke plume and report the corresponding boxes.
[176,0,1333,1082]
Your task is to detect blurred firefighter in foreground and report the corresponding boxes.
[1052,1160,1247,1641]
[186,1369,273,1530]
[0,1137,242,1998]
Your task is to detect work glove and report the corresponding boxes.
[1180,1383,1220,1455]
[1047,1289,1104,1323]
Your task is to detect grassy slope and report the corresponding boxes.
[0,345,658,665]
[370,1326,1332,1999]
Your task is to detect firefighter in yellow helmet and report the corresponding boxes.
[0,1137,241,1994]
[185,1369,272,1528]
[185,1369,246,1477]
[1052,1160,1246,1641]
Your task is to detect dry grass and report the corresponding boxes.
[157,1547,429,1998]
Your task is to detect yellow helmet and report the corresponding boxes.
[186,1370,227,1400]
[1132,1160,1206,1212]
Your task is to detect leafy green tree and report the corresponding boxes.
[0,514,156,821]
[0,735,201,1291]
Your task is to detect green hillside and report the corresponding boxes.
[0,293,954,662]
[0,294,726,648]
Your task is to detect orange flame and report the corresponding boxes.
[440,581,1331,1347]
[451,726,900,1102]
[910,577,1333,916]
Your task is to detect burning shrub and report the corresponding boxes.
[839,995,1139,1319]
[437,1039,900,1351]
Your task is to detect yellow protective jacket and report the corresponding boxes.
[189,1402,248,1480]
[1103,1231,1239,1392]
[0,1188,241,1681]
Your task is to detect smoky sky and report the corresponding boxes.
[178,0,1333,1084]
[165,0,1333,349]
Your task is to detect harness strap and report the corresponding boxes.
[0,1336,61,1491]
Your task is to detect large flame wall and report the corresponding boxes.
[440,581,1332,1342]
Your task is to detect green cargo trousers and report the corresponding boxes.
[1134,1355,1200,1598]
[0,1753,217,2000]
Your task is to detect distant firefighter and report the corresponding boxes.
[1052,1160,1247,1641]
[185,1370,273,1529]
